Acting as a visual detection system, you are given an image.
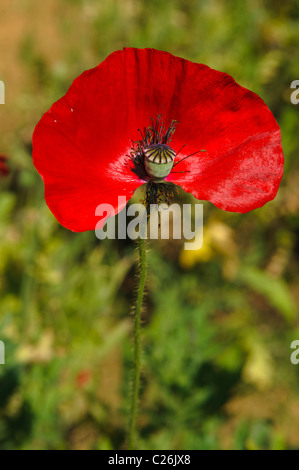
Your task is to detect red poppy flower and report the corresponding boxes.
[32,48,283,232]
[0,155,9,177]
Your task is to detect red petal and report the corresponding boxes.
[33,48,283,231]
[33,50,145,232]
[165,66,284,212]
[0,155,9,177]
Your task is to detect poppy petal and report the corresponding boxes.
[33,50,145,232]
[164,65,284,212]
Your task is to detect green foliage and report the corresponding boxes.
[240,266,296,322]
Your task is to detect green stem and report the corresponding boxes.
[128,235,147,450]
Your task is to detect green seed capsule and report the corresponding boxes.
[144,143,176,181]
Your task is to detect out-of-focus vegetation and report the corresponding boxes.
[1,0,299,450]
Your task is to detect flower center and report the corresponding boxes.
[130,115,178,182]
[144,143,175,180]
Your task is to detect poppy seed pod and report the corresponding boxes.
[144,144,176,180]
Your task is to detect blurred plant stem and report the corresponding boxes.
[128,234,147,450]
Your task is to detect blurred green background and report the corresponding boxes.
[0,0,299,450]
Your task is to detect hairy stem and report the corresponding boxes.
[128,235,147,450]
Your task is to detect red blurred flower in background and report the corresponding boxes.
[32,48,284,232]
[0,154,9,177]
[75,369,91,389]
